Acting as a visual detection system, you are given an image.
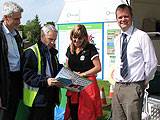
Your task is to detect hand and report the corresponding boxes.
[80,72,87,77]
[47,78,54,86]
[74,71,80,75]
[144,80,149,89]
[75,72,86,77]
[51,79,64,87]
[47,78,62,87]
[111,69,115,80]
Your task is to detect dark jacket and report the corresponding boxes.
[0,21,23,109]
[22,41,62,107]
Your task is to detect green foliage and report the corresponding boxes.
[98,80,110,97]
[18,25,24,31]
[23,15,41,44]
[17,25,24,38]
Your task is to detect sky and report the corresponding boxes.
[0,0,65,25]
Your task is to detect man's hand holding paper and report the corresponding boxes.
[47,78,63,87]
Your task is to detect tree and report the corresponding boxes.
[23,15,41,44]
[17,24,25,38]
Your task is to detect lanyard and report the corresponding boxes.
[120,27,135,55]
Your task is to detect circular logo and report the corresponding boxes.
[80,55,85,61]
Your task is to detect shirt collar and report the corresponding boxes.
[121,25,134,37]
[2,23,17,36]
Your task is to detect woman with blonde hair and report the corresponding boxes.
[64,24,102,120]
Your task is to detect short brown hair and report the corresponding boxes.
[115,4,133,18]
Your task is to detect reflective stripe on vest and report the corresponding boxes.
[23,43,41,107]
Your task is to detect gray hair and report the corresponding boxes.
[41,24,58,35]
[2,1,23,16]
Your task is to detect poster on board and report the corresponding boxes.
[103,22,120,84]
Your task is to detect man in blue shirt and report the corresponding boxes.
[0,1,24,120]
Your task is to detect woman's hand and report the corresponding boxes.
[74,72,86,77]
[79,72,87,77]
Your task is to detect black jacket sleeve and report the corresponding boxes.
[22,49,48,88]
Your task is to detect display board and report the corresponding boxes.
[57,22,121,81]
[103,22,120,83]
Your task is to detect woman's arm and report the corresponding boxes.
[80,56,101,77]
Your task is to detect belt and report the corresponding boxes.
[116,80,145,85]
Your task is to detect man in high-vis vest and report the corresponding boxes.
[22,24,63,120]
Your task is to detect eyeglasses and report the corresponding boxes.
[72,37,83,43]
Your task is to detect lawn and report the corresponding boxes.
[97,80,112,120]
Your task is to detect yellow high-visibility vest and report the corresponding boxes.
[23,43,41,107]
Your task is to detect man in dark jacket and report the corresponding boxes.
[22,24,63,120]
[0,1,24,120]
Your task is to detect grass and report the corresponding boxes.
[97,80,112,120]
[97,80,110,97]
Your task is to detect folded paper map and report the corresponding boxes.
[55,67,92,92]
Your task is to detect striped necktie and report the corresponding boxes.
[120,33,128,78]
